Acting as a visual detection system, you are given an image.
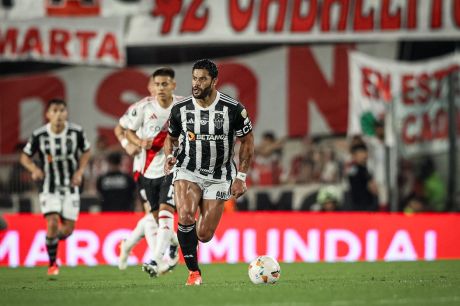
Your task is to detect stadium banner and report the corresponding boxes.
[0,43,399,154]
[1,1,459,43]
[1,212,459,267]
[348,52,460,157]
[125,0,460,45]
[0,0,151,19]
[0,17,126,67]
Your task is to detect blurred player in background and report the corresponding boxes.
[20,99,91,276]
[116,67,183,276]
[114,88,159,271]
[164,59,254,286]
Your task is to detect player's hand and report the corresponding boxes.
[71,169,84,187]
[125,143,141,156]
[231,179,247,199]
[31,168,44,181]
[140,139,153,150]
[164,155,176,175]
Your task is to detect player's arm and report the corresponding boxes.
[19,153,44,181]
[231,105,254,199]
[164,134,179,174]
[232,132,254,199]
[72,149,91,187]
[164,106,181,174]
[115,123,141,157]
[71,128,91,187]
[20,134,43,181]
[126,129,152,150]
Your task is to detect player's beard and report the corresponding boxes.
[192,84,212,99]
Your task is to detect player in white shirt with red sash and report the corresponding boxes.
[124,67,184,276]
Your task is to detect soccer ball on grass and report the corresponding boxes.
[248,255,281,284]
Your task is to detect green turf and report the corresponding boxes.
[1,261,459,306]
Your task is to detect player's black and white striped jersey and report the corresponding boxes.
[168,91,253,182]
[23,122,91,194]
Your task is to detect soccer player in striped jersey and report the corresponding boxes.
[20,99,91,276]
[122,67,183,277]
[164,59,254,286]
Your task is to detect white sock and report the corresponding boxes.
[143,213,158,259]
[153,210,174,261]
[170,230,179,246]
[124,215,147,251]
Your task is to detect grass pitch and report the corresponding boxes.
[1,261,459,306]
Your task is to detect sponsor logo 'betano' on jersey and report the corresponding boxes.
[168,91,253,182]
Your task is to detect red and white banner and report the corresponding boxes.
[1,212,459,267]
[348,52,460,157]
[0,44,399,154]
[126,0,460,45]
[2,1,460,44]
[0,17,126,67]
[0,0,150,19]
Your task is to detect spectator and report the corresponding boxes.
[417,158,446,212]
[96,152,137,211]
[85,135,110,194]
[320,147,340,183]
[288,137,320,184]
[312,185,341,212]
[252,131,284,185]
[366,119,388,209]
[346,143,379,211]
[0,214,7,230]
[403,196,427,214]
[8,143,34,194]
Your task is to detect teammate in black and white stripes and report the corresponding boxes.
[164,59,254,286]
[20,99,91,276]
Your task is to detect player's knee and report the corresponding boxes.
[197,229,214,243]
[47,216,59,230]
[178,208,196,224]
[57,231,72,240]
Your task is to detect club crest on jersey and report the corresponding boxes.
[66,138,73,149]
[214,113,224,129]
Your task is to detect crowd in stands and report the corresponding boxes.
[0,126,449,213]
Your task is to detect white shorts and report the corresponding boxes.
[39,191,80,221]
[173,168,231,200]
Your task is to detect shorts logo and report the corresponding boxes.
[214,113,224,129]
[199,168,213,175]
[216,191,229,200]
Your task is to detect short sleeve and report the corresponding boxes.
[125,103,145,131]
[77,129,91,152]
[168,106,182,138]
[234,103,253,138]
[23,134,39,156]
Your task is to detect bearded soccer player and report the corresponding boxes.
[164,59,254,286]
[20,99,91,275]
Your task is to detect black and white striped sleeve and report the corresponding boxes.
[234,103,253,138]
[23,133,39,157]
[77,129,91,152]
[168,105,182,138]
